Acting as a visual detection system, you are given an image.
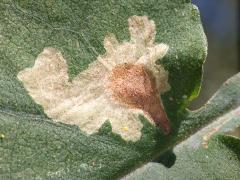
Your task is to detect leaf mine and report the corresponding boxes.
[17,16,170,141]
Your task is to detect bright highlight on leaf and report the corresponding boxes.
[17,16,170,141]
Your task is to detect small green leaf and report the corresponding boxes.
[125,135,240,180]
[125,109,240,180]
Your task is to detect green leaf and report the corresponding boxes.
[0,0,206,115]
[125,112,240,180]
[125,135,240,180]
[0,0,239,179]
[0,73,239,179]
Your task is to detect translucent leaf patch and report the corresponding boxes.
[17,16,170,141]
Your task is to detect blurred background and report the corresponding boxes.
[190,0,239,109]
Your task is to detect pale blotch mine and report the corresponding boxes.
[17,16,170,141]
